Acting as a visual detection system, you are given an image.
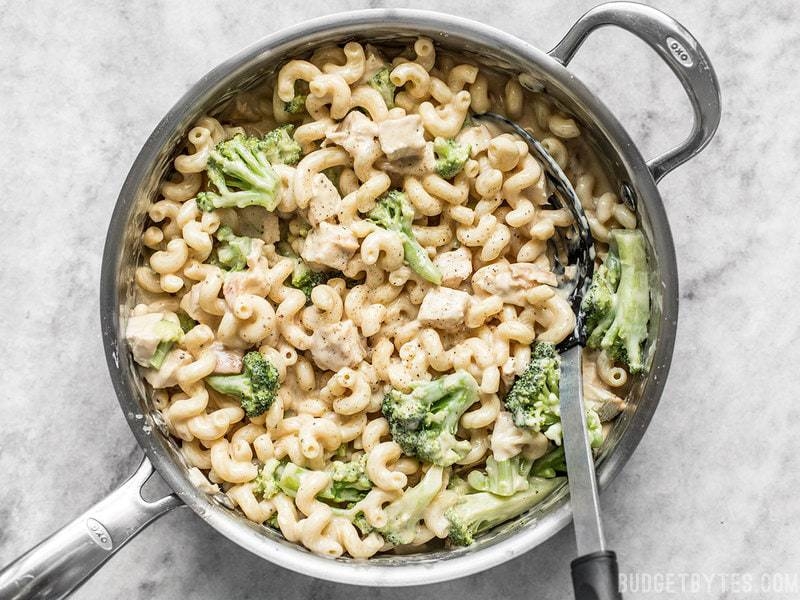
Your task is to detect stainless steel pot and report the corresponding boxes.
[0,3,720,597]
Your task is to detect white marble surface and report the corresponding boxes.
[1,1,798,598]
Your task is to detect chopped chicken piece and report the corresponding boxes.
[308,173,342,226]
[326,110,379,158]
[126,312,166,366]
[247,238,266,268]
[222,274,246,309]
[377,142,436,177]
[434,247,473,287]
[301,222,359,271]
[472,261,558,306]
[310,320,367,371]
[417,287,471,330]
[210,342,244,374]
[378,115,427,161]
[143,348,192,388]
[490,411,549,461]
[261,214,280,245]
[223,265,269,310]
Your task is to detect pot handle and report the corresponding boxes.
[548,1,721,182]
[0,457,183,600]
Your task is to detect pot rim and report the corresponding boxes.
[101,7,678,586]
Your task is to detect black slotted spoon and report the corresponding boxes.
[476,112,622,600]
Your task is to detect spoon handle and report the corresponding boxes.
[571,550,622,600]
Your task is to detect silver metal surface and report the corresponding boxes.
[549,2,721,182]
[0,459,181,600]
[0,2,721,592]
[559,346,606,557]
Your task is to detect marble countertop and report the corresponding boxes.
[2,1,797,598]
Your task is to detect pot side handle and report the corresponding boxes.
[0,457,183,600]
[548,1,721,183]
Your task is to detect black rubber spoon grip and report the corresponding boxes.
[571,550,622,600]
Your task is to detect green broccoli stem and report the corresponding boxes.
[467,456,533,496]
[148,340,174,370]
[368,191,442,285]
[205,351,279,418]
[399,234,443,285]
[436,376,477,434]
[197,189,275,212]
[147,319,183,369]
[205,372,250,398]
[275,462,369,504]
[446,477,564,546]
[603,230,649,373]
[177,311,196,333]
[380,466,444,546]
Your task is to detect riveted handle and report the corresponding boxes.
[549,1,721,182]
[0,457,182,600]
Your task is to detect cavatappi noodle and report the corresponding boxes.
[127,38,639,558]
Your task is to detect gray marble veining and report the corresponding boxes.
[1,1,798,598]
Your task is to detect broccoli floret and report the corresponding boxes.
[195,134,281,212]
[382,371,479,467]
[376,466,444,545]
[276,241,336,302]
[581,229,650,374]
[433,137,470,179]
[282,80,309,115]
[327,454,372,493]
[531,446,567,479]
[291,260,332,302]
[214,225,252,271]
[205,351,279,417]
[503,342,603,447]
[252,458,282,499]
[368,190,442,285]
[148,319,183,370]
[352,511,374,536]
[261,125,302,166]
[445,476,564,546]
[284,94,307,115]
[503,342,562,435]
[369,66,396,109]
[467,456,533,497]
[254,456,372,504]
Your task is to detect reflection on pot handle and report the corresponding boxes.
[0,457,183,600]
[549,1,721,183]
